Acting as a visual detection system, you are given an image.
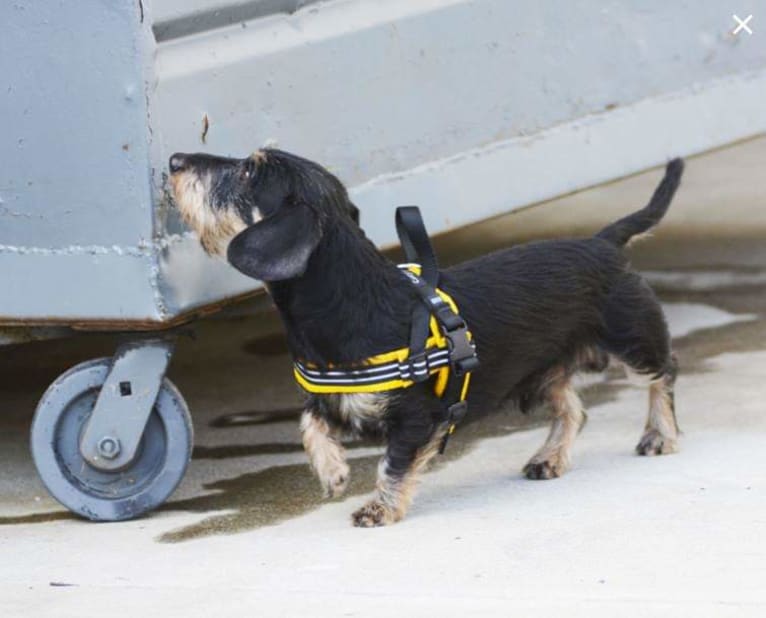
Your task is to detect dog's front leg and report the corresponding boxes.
[352,420,445,528]
[301,410,350,498]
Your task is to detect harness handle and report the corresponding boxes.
[396,206,439,382]
[396,207,439,286]
[395,206,479,453]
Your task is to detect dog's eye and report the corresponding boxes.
[241,160,256,181]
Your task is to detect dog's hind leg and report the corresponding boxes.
[523,371,586,480]
[301,409,350,498]
[600,273,679,455]
[634,360,679,455]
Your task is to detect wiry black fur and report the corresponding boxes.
[169,148,684,525]
[597,158,683,247]
[241,154,683,419]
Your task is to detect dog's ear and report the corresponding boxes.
[348,201,360,225]
[227,199,321,281]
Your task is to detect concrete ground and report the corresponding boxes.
[1,139,765,616]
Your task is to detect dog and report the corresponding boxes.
[168,149,683,527]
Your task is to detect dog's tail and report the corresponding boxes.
[596,158,684,247]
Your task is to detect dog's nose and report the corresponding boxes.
[169,153,188,174]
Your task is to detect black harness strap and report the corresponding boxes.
[396,207,439,285]
[396,207,438,383]
[395,206,479,452]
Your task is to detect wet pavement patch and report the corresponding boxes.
[193,442,305,459]
[208,407,302,428]
[158,454,382,542]
[0,510,77,525]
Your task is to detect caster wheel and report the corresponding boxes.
[31,357,193,521]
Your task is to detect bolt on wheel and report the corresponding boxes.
[30,357,193,521]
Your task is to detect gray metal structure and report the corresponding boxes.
[2,0,764,326]
[1,0,764,520]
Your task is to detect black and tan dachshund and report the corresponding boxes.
[169,149,683,527]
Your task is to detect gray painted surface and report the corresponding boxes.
[154,0,765,186]
[0,252,161,320]
[1,0,765,325]
[151,0,323,41]
[0,1,164,322]
[1,2,153,249]
[79,339,175,472]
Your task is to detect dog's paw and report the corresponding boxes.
[636,429,678,456]
[523,459,564,480]
[351,500,395,528]
[321,462,350,499]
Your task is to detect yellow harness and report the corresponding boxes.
[293,207,479,452]
[294,265,472,400]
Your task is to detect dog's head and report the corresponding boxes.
[168,149,359,281]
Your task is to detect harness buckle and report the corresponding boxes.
[438,400,469,454]
[443,324,480,377]
[447,400,468,425]
[431,300,465,331]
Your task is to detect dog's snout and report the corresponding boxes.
[169,153,188,174]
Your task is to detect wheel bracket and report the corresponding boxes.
[79,339,174,471]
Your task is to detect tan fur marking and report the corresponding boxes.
[300,411,349,498]
[636,377,678,455]
[338,393,388,433]
[576,346,610,372]
[169,171,247,256]
[251,150,267,163]
[523,379,585,479]
[625,229,654,248]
